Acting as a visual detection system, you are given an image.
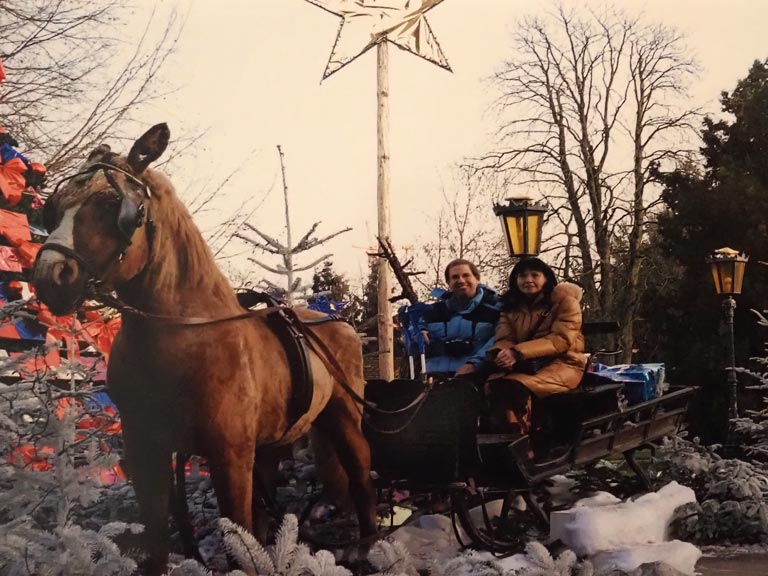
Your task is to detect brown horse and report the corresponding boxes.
[31,124,377,574]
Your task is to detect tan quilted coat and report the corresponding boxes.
[487,282,587,397]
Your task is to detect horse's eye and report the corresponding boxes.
[86,192,122,215]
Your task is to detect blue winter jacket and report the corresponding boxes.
[418,285,501,374]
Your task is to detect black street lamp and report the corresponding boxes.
[493,197,547,258]
[706,247,748,430]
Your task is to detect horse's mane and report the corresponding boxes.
[140,169,236,306]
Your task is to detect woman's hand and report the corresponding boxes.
[494,349,517,370]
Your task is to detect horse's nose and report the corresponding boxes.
[32,251,86,315]
[33,250,80,288]
[50,258,79,287]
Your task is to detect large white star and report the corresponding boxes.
[305,0,451,80]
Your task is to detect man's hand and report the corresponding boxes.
[494,349,517,370]
[454,363,476,376]
[420,330,430,345]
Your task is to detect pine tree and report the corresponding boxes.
[361,259,380,333]
[642,59,768,443]
[235,146,350,306]
[311,260,350,303]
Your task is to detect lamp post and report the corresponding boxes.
[706,247,748,431]
[493,197,547,257]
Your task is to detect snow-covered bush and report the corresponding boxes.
[0,309,143,574]
[652,437,768,544]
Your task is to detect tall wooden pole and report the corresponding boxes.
[376,42,394,381]
[277,145,294,306]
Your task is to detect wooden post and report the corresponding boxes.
[377,42,394,381]
[277,145,294,306]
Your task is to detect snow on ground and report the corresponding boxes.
[551,481,696,555]
[388,481,701,575]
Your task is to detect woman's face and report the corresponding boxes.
[516,269,547,297]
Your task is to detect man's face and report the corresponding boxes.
[447,264,479,301]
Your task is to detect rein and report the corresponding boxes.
[88,287,270,327]
[87,287,433,421]
[290,309,433,418]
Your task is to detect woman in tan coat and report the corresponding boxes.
[486,257,586,434]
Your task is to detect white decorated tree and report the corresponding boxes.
[235,146,350,306]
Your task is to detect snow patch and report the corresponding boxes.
[390,513,536,572]
[384,482,702,575]
[389,514,461,570]
[550,481,697,556]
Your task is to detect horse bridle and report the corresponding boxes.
[38,161,153,282]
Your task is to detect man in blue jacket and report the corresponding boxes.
[419,259,501,377]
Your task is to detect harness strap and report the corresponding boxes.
[265,308,314,429]
[87,288,267,326]
[84,289,432,418]
[38,242,98,277]
[281,307,433,416]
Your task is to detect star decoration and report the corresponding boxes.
[305,0,452,80]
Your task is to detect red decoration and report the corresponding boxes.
[0,246,22,273]
[0,209,31,245]
[0,158,28,206]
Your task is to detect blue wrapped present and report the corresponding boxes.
[593,363,666,405]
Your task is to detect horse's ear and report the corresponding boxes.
[127,123,170,174]
[85,144,112,165]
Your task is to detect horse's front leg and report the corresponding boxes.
[209,445,257,536]
[121,425,173,576]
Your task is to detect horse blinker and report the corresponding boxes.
[116,195,145,244]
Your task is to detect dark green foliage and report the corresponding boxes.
[311,259,364,324]
[311,260,351,303]
[641,59,768,442]
[655,438,768,544]
[360,259,379,333]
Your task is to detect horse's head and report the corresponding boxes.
[32,123,170,315]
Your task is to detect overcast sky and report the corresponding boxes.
[129,0,768,293]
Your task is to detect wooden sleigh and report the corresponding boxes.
[362,335,695,553]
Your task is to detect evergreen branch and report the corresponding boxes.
[273,514,299,575]
[248,258,286,275]
[56,413,119,455]
[293,255,332,273]
[294,227,352,253]
[234,232,282,255]
[218,517,274,575]
[293,222,321,251]
[242,223,286,251]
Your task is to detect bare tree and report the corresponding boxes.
[0,0,182,175]
[618,21,699,360]
[235,145,351,306]
[480,5,698,360]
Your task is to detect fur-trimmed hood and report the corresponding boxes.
[551,282,583,304]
